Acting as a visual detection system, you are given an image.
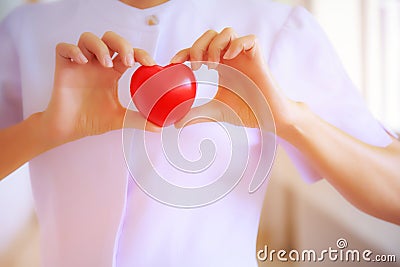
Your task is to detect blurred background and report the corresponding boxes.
[0,0,399,266]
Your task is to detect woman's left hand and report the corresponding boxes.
[171,27,299,134]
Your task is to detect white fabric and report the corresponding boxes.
[0,0,392,266]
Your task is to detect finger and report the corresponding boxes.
[190,30,218,70]
[102,32,156,68]
[208,27,238,68]
[123,109,161,132]
[170,30,219,68]
[170,48,190,64]
[102,31,135,67]
[223,34,257,60]
[78,32,113,68]
[113,48,156,74]
[133,48,156,66]
[56,43,88,64]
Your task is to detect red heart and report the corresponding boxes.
[130,63,197,127]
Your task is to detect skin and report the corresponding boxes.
[119,0,169,9]
[170,28,400,225]
[0,0,399,225]
[0,31,160,178]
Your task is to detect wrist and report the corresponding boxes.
[30,112,66,152]
[275,100,311,142]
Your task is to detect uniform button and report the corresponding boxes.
[146,15,159,26]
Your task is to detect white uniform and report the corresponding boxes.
[0,0,391,266]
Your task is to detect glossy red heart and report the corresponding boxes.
[130,63,197,127]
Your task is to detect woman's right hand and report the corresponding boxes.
[41,31,160,147]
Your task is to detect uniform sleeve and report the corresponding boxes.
[0,12,23,129]
[268,6,392,183]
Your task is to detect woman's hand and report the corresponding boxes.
[170,29,400,225]
[1,31,161,179]
[42,31,160,147]
[171,28,299,135]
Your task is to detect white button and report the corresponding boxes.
[146,15,159,26]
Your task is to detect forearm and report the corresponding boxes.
[0,112,53,180]
[280,103,400,225]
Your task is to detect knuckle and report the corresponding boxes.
[189,47,197,57]
[248,34,257,40]
[175,48,185,55]
[208,40,218,50]
[208,45,221,57]
[192,40,207,51]
[134,48,145,55]
[206,29,218,36]
[80,31,93,39]
[55,42,65,51]
[222,27,235,35]
[176,48,188,58]
[102,31,117,41]
[189,47,202,59]
[104,30,114,36]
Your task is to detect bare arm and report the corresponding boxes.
[0,31,158,181]
[280,102,400,225]
[172,27,400,225]
[0,113,50,178]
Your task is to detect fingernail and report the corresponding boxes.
[78,53,88,64]
[104,55,113,68]
[126,53,134,67]
[223,51,233,60]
